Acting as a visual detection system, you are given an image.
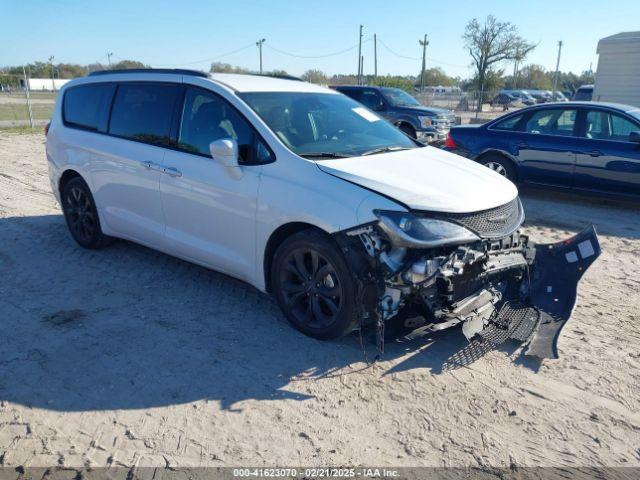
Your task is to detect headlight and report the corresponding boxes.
[418,116,433,128]
[374,210,479,248]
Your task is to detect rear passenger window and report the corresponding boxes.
[108,83,180,147]
[586,111,640,141]
[63,83,115,132]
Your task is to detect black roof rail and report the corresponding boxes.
[88,68,209,78]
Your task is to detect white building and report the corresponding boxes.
[19,78,71,91]
[593,31,640,107]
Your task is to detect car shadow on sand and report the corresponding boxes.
[0,213,539,413]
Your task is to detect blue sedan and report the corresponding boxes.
[444,102,640,198]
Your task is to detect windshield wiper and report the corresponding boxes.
[361,146,411,156]
[300,152,353,159]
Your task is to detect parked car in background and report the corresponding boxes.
[501,90,537,105]
[331,85,456,143]
[524,90,553,103]
[550,91,568,102]
[490,92,520,109]
[573,85,594,101]
[444,102,640,198]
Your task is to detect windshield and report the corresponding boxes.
[238,92,417,158]
[380,88,421,107]
[629,109,640,123]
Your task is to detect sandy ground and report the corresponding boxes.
[0,133,639,469]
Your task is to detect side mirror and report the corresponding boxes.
[209,138,242,179]
[629,131,640,143]
[375,101,385,112]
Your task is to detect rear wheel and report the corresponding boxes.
[61,177,112,249]
[271,230,358,340]
[479,154,517,183]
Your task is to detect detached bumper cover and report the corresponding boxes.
[477,225,601,359]
[524,224,601,358]
[488,225,600,358]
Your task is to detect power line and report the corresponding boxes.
[378,39,420,60]
[265,39,370,59]
[378,38,468,69]
[157,43,255,67]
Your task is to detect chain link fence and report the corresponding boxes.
[0,88,57,129]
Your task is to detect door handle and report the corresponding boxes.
[163,166,182,178]
[140,161,164,172]
[587,150,602,157]
[517,142,529,148]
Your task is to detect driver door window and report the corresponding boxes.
[178,87,272,164]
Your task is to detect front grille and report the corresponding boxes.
[434,115,456,130]
[430,198,523,239]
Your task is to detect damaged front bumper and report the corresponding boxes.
[336,203,601,360]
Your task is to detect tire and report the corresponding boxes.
[271,229,359,340]
[479,154,517,183]
[399,123,417,139]
[61,177,112,249]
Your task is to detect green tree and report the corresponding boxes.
[518,64,553,90]
[111,60,149,70]
[301,69,328,85]
[210,62,250,74]
[417,67,455,87]
[370,75,414,92]
[267,69,290,77]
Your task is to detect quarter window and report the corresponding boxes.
[63,83,115,132]
[492,114,523,131]
[524,109,576,136]
[585,111,639,142]
[108,83,180,147]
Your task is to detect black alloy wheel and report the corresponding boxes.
[272,230,358,340]
[62,177,111,249]
[280,248,343,329]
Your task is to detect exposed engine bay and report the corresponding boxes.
[335,197,601,360]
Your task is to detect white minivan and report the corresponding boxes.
[46,69,600,359]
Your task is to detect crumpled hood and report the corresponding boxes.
[316,147,518,213]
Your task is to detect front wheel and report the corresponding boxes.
[271,230,359,340]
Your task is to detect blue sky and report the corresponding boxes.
[2,0,639,78]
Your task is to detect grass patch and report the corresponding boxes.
[0,103,53,121]
[0,125,44,134]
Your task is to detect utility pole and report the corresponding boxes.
[419,34,429,93]
[357,25,363,85]
[48,56,55,91]
[373,33,378,78]
[22,66,34,128]
[512,59,517,88]
[256,39,266,74]
[552,40,563,96]
[107,52,113,68]
[360,56,364,84]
